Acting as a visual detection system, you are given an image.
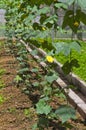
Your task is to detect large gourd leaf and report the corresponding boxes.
[80,11,86,25]
[70,41,81,53]
[55,105,76,123]
[62,10,74,29]
[45,73,58,83]
[53,42,64,54]
[36,99,51,115]
[62,59,79,75]
[78,0,86,10]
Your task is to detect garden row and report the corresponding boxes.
[0,40,86,129]
[5,39,85,129]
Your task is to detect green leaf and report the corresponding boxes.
[40,81,47,86]
[53,42,70,56]
[32,123,38,130]
[53,42,64,54]
[32,82,39,87]
[54,41,81,56]
[55,3,68,9]
[31,68,39,72]
[43,86,52,96]
[36,99,51,115]
[38,117,49,128]
[38,7,50,15]
[18,68,29,74]
[58,0,74,6]
[43,15,57,25]
[23,90,30,95]
[55,105,76,123]
[56,93,66,99]
[70,59,80,68]
[30,49,38,56]
[70,41,81,53]
[63,44,71,56]
[62,61,71,75]
[80,11,86,25]
[78,0,86,9]
[14,75,22,83]
[62,59,80,75]
[45,73,58,83]
[31,5,38,13]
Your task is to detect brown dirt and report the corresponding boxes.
[0,43,86,130]
[0,45,36,130]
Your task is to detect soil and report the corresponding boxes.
[0,42,86,130]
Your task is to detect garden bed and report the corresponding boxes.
[20,40,86,119]
[0,41,86,129]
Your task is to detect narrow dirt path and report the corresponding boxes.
[0,44,36,130]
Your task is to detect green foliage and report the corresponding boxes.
[14,75,22,84]
[0,95,5,104]
[31,68,39,73]
[45,72,58,83]
[59,0,86,9]
[62,59,80,75]
[36,98,51,115]
[0,81,5,89]
[54,40,86,81]
[55,105,76,123]
[53,41,81,56]
[30,50,38,56]
[0,69,6,76]
[58,0,75,6]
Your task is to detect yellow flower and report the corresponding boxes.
[74,21,79,27]
[42,27,46,31]
[46,56,54,63]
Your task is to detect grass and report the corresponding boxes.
[54,40,86,81]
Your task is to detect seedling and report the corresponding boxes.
[0,95,5,104]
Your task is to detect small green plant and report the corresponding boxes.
[0,81,5,89]
[14,75,22,84]
[24,108,36,120]
[0,69,6,75]
[0,95,5,104]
